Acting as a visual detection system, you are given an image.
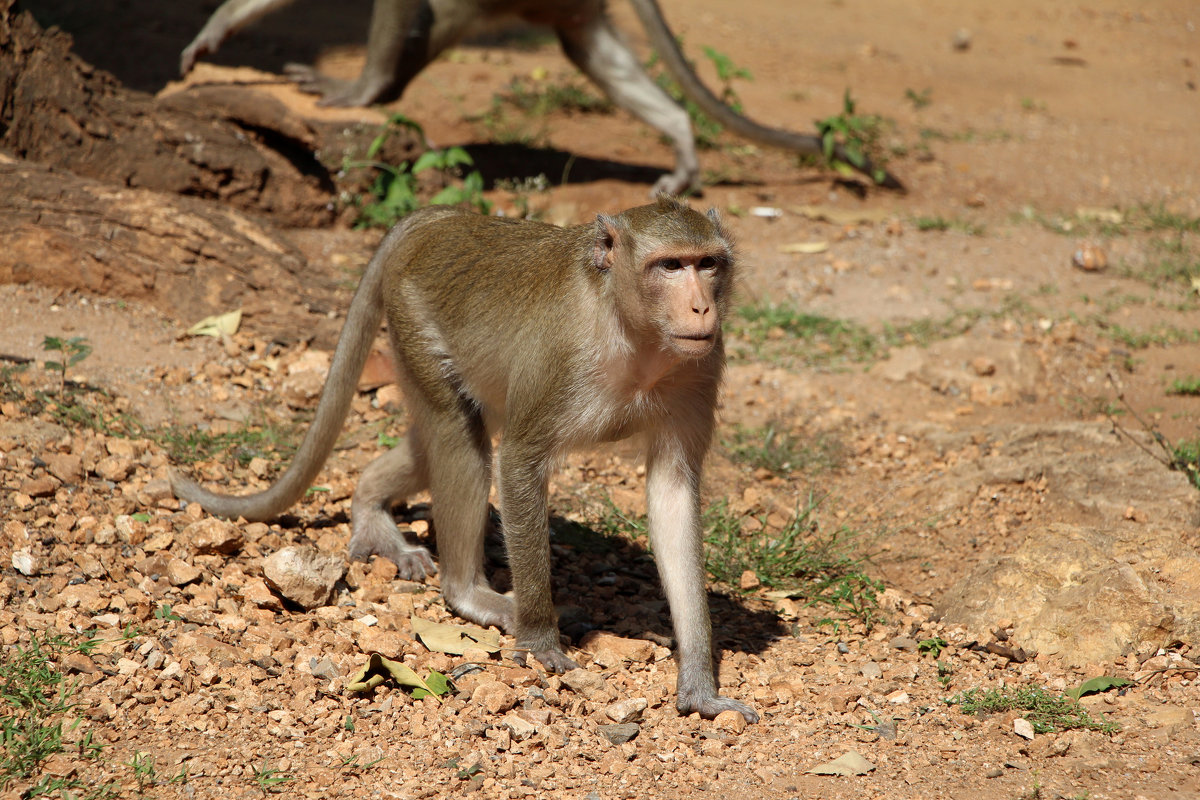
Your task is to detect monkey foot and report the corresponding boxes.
[510,647,579,674]
[283,64,389,107]
[348,535,436,581]
[678,694,759,723]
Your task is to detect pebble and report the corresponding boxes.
[890,636,919,652]
[714,709,747,734]
[1013,718,1036,740]
[597,723,640,745]
[11,549,37,576]
[262,545,344,609]
[185,518,244,555]
[604,698,648,724]
[560,668,611,700]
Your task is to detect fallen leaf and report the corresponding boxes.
[808,750,876,776]
[185,309,242,338]
[779,241,830,255]
[1066,676,1131,701]
[791,205,892,225]
[346,652,438,699]
[411,615,502,655]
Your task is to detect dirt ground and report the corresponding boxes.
[2,0,1199,798]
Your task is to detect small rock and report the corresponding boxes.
[309,656,341,681]
[500,712,537,741]
[61,652,98,674]
[970,356,997,376]
[1013,718,1036,740]
[95,456,133,482]
[45,453,83,484]
[739,570,760,590]
[714,709,747,734]
[560,668,610,700]
[241,577,283,610]
[952,28,972,51]
[890,636,919,652]
[985,767,1004,778]
[12,549,37,576]
[1071,243,1107,272]
[20,475,57,498]
[604,698,648,724]
[597,723,640,745]
[186,518,244,555]
[860,662,883,680]
[472,680,517,714]
[166,557,202,586]
[262,545,344,609]
[886,690,910,705]
[579,631,654,665]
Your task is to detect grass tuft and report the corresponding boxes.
[946,685,1118,734]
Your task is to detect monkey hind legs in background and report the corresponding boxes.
[171,196,759,722]
[180,0,899,194]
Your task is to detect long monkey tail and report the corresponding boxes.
[627,0,904,191]
[169,212,427,521]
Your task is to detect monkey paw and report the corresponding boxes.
[678,693,760,724]
[513,648,579,674]
[348,535,436,581]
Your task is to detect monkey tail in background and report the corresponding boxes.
[629,0,904,191]
[169,212,434,521]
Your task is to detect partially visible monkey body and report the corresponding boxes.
[171,197,758,722]
[180,0,898,194]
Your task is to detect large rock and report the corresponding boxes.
[262,546,345,609]
[937,522,1200,665]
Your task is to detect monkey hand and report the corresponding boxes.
[651,169,702,198]
[677,690,760,724]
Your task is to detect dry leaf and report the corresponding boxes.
[808,750,876,776]
[346,652,434,696]
[791,205,892,225]
[185,309,242,338]
[779,241,830,255]
[411,615,502,655]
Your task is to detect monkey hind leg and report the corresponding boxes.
[424,414,515,633]
[348,434,436,579]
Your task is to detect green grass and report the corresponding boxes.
[1172,437,1200,490]
[723,421,845,475]
[732,303,982,367]
[704,497,883,628]
[912,215,985,236]
[1167,376,1200,396]
[946,685,1118,734]
[0,632,117,798]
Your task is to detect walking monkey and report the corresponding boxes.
[181,0,897,193]
[171,197,758,722]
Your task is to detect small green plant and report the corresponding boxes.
[723,421,844,475]
[346,113,492,229]
[815,90,889,185]
[157,412,301,467]
[153,603,181,622]
[0,633,114,797]
[495,174,551,219]
[913,216,985,236]
[936,660,953,688]
[904,87,932,109]
[251,761,291,794]
[918,637,947,658]
[946,685,1118,734]
[127,751,156,795]
[42,336,92,394]
[1167,376,1200,396]
[704,496,883,627]
[732,304,880,365]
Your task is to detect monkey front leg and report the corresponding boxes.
[498,442,580,674]
[646,441,760,723]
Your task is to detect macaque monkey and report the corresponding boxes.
[171,196,758,722]
[180,0,898,194]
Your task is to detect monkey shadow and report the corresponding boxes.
[462,143,674,193]
[20,0,375,95]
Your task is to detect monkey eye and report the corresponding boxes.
[698,256,719,270]
[657,258,683,272]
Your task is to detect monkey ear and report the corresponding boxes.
[592,214,619,270]
[706,207,729,237]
